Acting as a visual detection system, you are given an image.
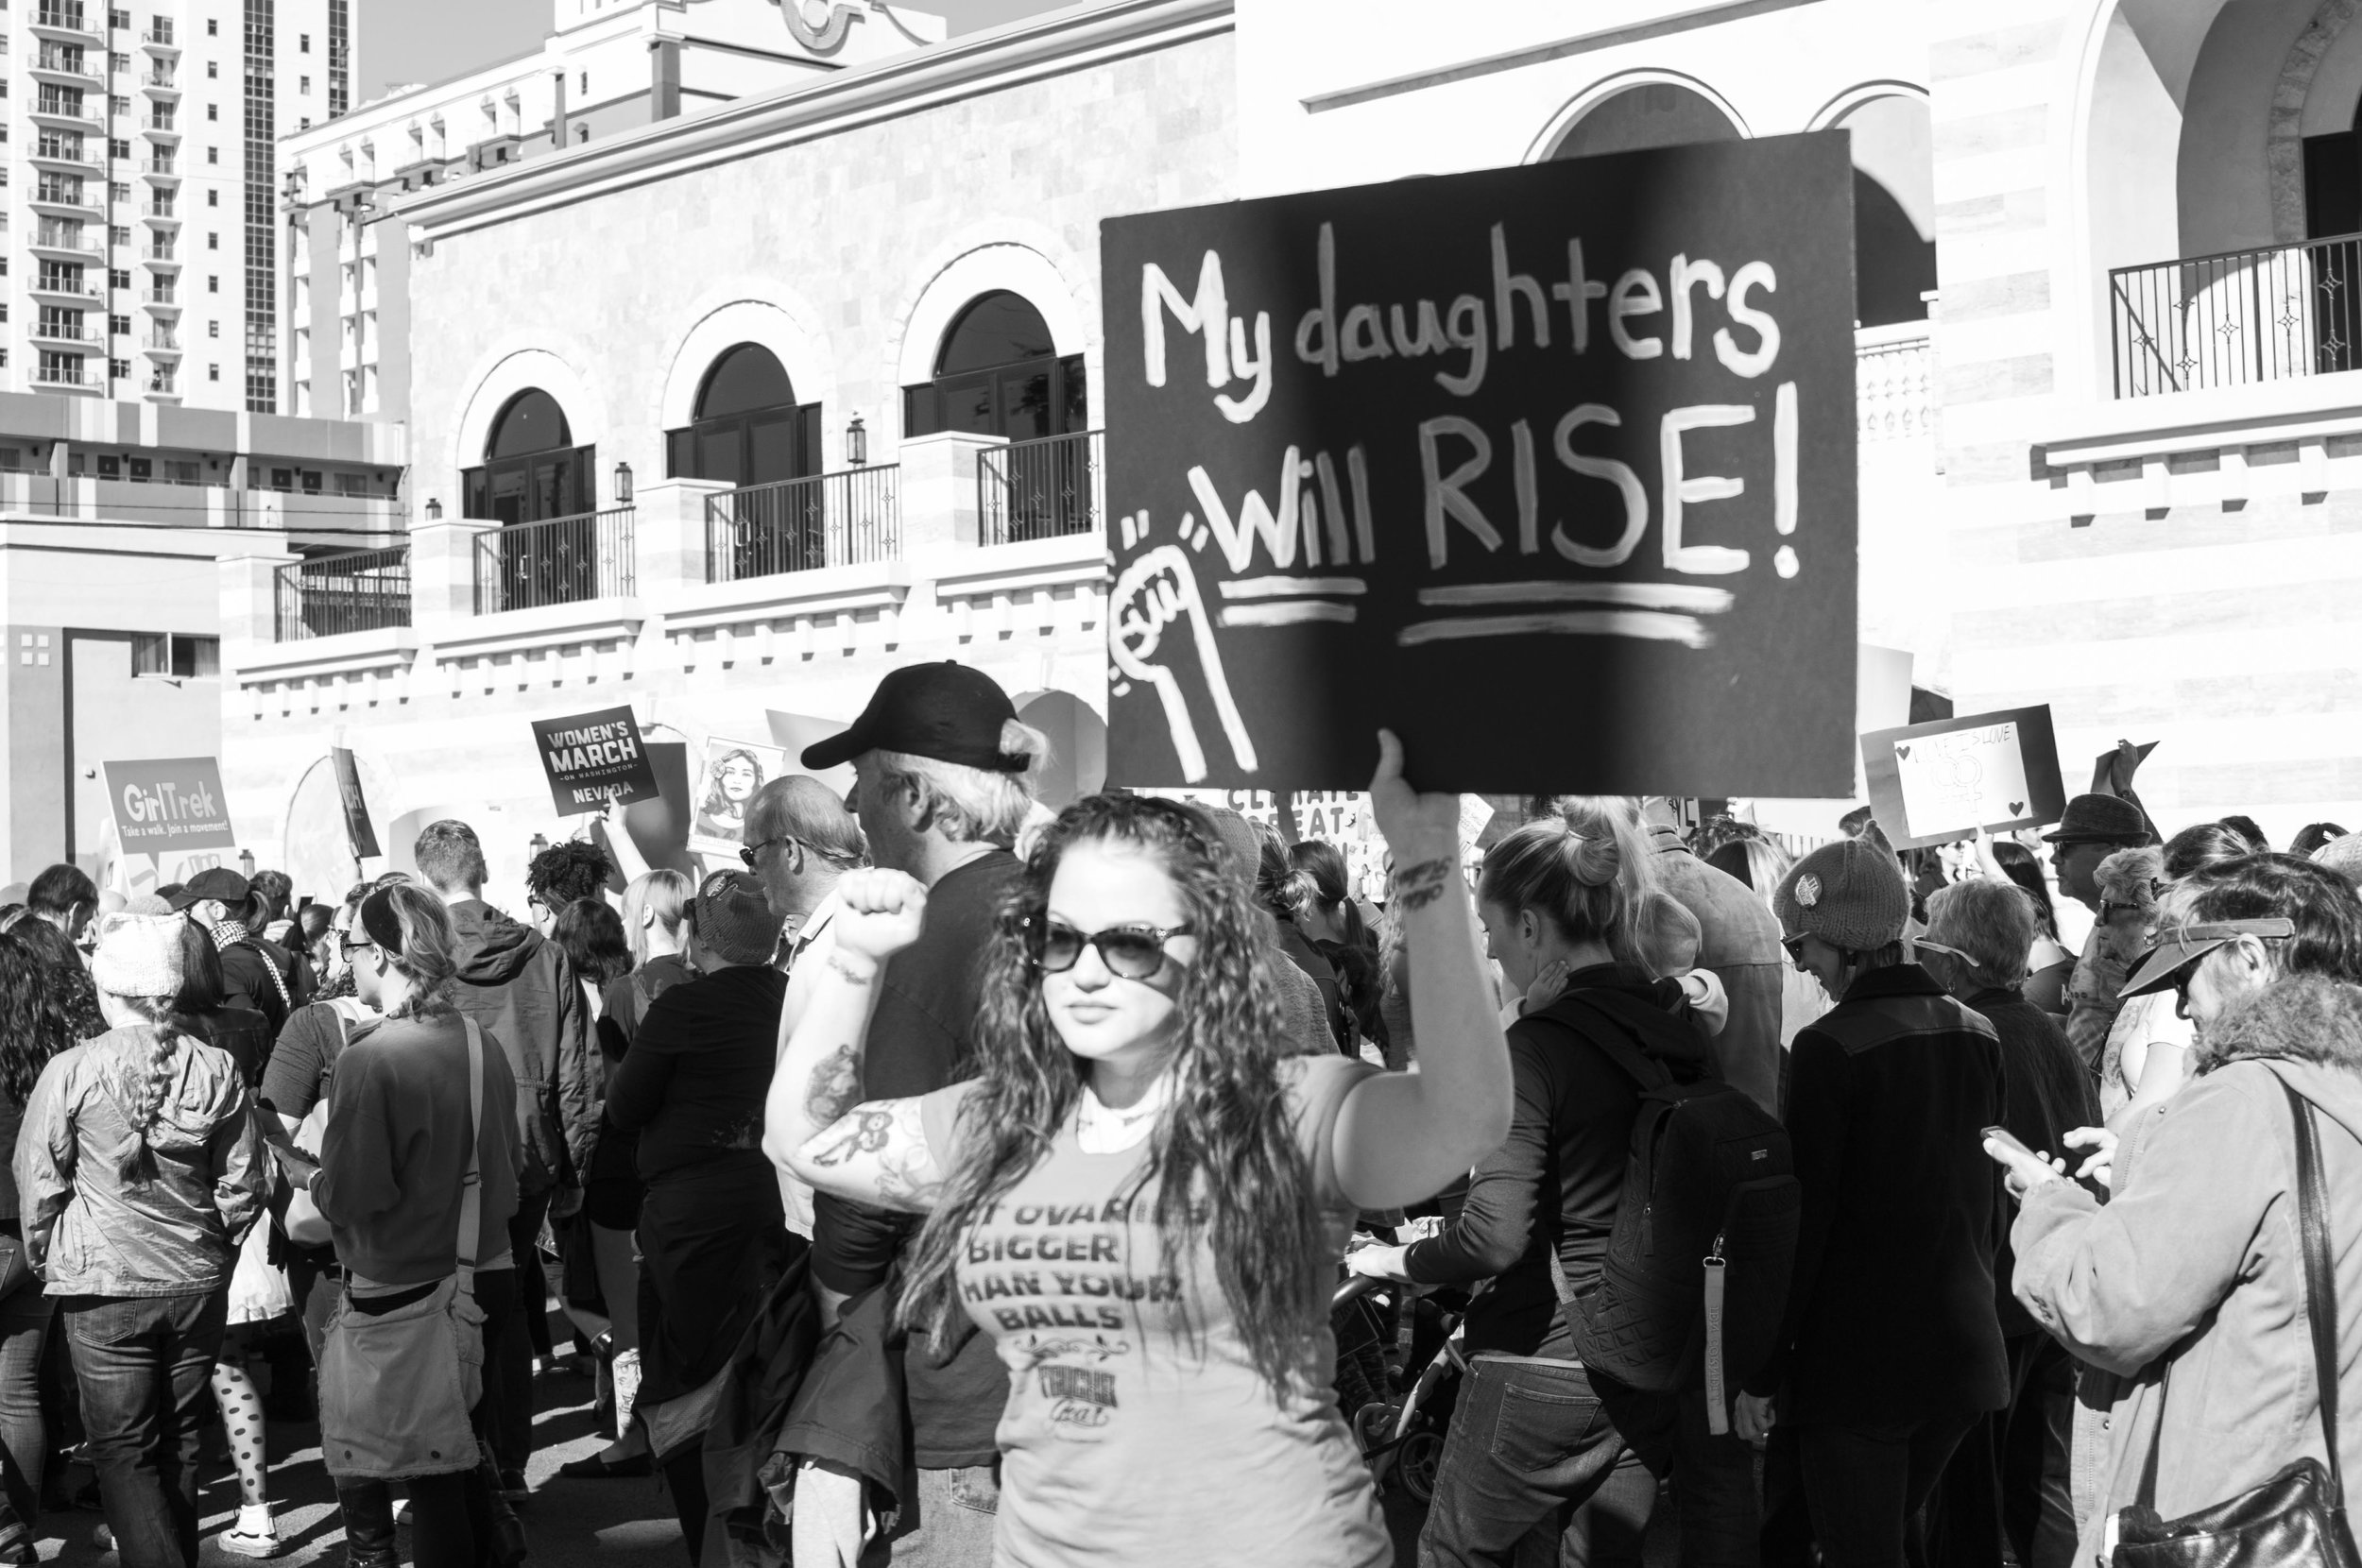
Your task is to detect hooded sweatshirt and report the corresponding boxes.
[1406,965,1712,1357]
[2015,975,2362,1566]
[445,898,590,1196]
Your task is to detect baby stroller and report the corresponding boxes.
[1330,1270,1474,1505]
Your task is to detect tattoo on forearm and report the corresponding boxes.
[805,1044,862,1127]
[1390,858,1453,913]
[810,1108,894,1167]
[826,953,874,986]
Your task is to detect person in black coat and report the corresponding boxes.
[1915,879,2097,1568]
[1737,839,2009,1568]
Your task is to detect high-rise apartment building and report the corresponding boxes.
[9,0,350,413]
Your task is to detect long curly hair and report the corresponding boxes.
[0,931,77,1106]
[897,793,1325,1397]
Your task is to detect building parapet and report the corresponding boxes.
[2037,369,2362,523]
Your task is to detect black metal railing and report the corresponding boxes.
[705,467,899,583]
[2112,232,2362,397]
[473,506,635,613]
[274,546,411,641]
[978,429,1103,545]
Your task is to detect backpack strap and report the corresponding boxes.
[1530,991,1678,1093]
[456,1020,486,1296]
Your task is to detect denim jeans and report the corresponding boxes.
[863,1462,1001,1568]
[1794,1411,1979,1568]
[60,1290,227,1568]
[0,1234,55,1531]
[1594,1373,1760,1567]
[1923,1337,2078,1568]
[1418,1355,1655,1568]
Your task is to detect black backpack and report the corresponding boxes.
[1529,990,1802,1404]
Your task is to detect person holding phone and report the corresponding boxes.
[1996,852,2362,1568]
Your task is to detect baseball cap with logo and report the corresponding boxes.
[800,662,1030,775]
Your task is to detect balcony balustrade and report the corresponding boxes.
[276,547,411,641]
[704,466,900,583]
[473,506,636,614]
[2111,232,2362,398]
[977,430,1103,546]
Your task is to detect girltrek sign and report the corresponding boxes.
[1101,134,1859,794]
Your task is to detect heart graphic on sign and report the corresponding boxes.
[1896,744,1912,759]
[2008,801,2025,815]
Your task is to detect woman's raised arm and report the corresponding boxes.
[1329,732,1513,1211]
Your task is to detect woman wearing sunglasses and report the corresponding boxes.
[1994,853,2362,1568]
[771,734,1509,1568]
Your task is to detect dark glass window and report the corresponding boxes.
[902,291,1086,443]
[462,387,596,524]
[663,344,818,487]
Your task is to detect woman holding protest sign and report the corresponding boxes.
[771,732,1510,1567]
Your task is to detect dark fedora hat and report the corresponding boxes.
[2041,793,2148,846]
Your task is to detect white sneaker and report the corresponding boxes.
[220,1504,282,1559]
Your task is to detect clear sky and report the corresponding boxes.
[359,0,1067,103]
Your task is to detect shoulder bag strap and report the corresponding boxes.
[457,1019,486,1296]
[2283,1074,2346,1503]
[1533,993,1676,1092]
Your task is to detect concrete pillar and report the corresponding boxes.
[634,479,729,595]
[217,548,301,653]
[897,431,1002,552]
[410,517,498,629]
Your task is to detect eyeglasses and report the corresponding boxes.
[338,935,373,958]
[1912,938,1975,964]
[1781,934,1810,963]
[740,838,786,868]
[1027,918,1196,980]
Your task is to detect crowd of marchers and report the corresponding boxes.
[0,673,2351,1568]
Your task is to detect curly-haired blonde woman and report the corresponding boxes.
[15,912,266,1568]
[770,733,1510,1567]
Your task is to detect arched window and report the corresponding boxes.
[1837,95,1937,328]
[902,290,1086,444]
[462,387,595,524]
[1549,81,1740,160]
[665,344,818,487]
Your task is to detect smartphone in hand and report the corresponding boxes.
[1980,1124,2059,1188]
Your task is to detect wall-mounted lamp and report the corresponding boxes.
[237,848,256,878]
[846,415,867,468]
[528,833,549,859]
[613,461,633,506]
[425,497,443,521]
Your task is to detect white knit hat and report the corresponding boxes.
[90,912,186,999]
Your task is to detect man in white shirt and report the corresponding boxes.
[741,774,865,1233]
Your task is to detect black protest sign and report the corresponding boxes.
[531,706,659,816]
[331,746,381,860]
[1101,133,1857,793]
[1861,706,2066,850]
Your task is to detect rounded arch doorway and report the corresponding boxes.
[665,343,820,488]
[902,290,1087,444]
[1548,79,1742,160]
[463,387,596,524]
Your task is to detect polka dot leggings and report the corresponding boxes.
[209,1326,269,1509]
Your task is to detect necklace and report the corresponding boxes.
[1076,1074,1175,1153]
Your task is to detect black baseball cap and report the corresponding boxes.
[168,867,249,912]
[801,661,1028,774]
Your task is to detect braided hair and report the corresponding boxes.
[109,993,197,1183]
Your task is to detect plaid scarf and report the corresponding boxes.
[210,919,291,1008]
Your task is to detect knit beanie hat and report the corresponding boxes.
[1773,839,1911,952]
[90,912,188,999]
[693,870,787,968]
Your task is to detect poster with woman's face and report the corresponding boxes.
[690,738,785,856]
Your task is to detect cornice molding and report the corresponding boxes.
[399,0,1234,248]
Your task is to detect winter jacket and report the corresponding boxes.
[14,1025,267,1297]
[445,898,591,1197]
[1748,963,2010,1424]
[1652,825,1785,1117]
[2013,975,2362,1567]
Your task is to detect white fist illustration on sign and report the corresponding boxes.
[1111,544,1258,783]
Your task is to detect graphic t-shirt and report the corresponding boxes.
[921,1054,1390,1568]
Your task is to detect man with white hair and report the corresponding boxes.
[770,661,1045,1567]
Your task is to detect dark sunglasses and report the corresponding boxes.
[339,935,374,958]
[740,837,786,868]
[1781,934,1810,963]
[1027,918,1195,980]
